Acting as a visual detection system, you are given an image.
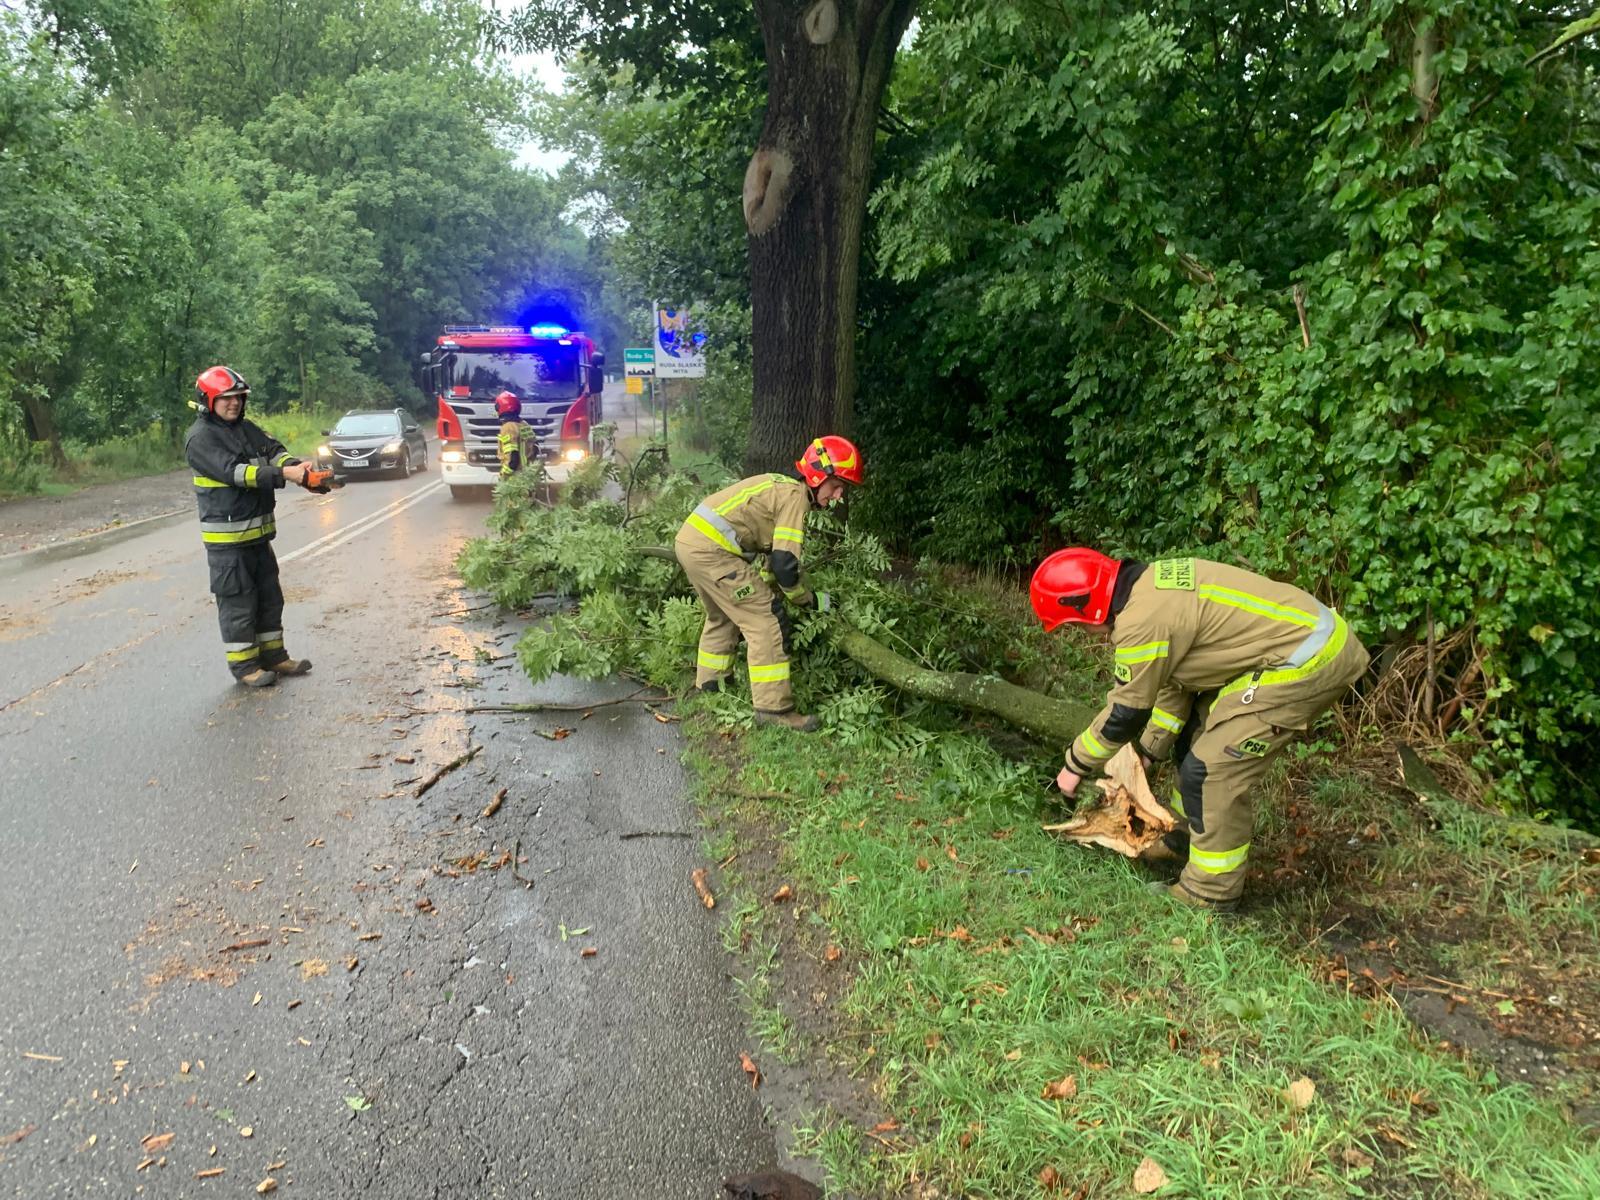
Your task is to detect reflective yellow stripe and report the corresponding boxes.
[257,638,285,651]
[687,512,741,555]
[713,476,786,516]
[1079,728,1110,759]
[1168,787,1186,818]
[1116,641,1170,664]
[244,464,259,486]
[748,661,791,683]
[698,650,733,670]
[272,452,294,467]
[1189,842,1250,874]
[1151,707,1183,734]
[193,476,229,488]
[201,522,275,545]
[226,646,260,663]
[1218,616,1349,700]
[772,525,805,546]
[1197,584,1318,628]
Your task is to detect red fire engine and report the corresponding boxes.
[419,323,605,498]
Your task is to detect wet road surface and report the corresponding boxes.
[0,447,776,1196]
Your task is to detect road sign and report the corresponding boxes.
[653,304,706,378]
[624,347,655,378]
[625,376,644,394]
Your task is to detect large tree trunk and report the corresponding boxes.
[742,0,917,473]
[17,391,66,468]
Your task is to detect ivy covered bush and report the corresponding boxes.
[855,0,1600,821]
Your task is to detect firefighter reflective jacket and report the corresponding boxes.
[498,420,535,477]
[680,473,815,606]
[184,411,299,547]
[1066,558,1361,774]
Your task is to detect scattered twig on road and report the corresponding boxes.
[482,788,507,819]
[510,838,535,889]
[221,938,270,953]
[461,687,670,715]
[414,744,483,799]
[619,830,691,840]
[429,601,497,618]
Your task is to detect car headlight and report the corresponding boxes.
[441,450,465,463]
[317,445,331,458]
[382,441,402,454]
[563,448,586,463]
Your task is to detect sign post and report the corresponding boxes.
[623,348,654,440]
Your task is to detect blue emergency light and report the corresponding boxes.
[529,322,569,338]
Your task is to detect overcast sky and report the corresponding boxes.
[510,48,573,176]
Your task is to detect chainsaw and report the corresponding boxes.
[300,466,343,495]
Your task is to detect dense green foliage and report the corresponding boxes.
[1,0,605,487]
[553,2,1600,821]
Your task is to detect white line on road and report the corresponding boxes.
[279,480,446,566]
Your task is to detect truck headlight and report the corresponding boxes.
[441,450,465,463]
[563,448,586,463]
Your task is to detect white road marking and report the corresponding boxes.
[279,480,446,565]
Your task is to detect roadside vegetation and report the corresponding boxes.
[461,468,1600,1197]
[2,0,619,496]
[0,407,343,500]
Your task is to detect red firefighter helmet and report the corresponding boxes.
[796,435,864,488]
[195,365,249,414]
[494,391,522,419]
[1030,548,1122,630]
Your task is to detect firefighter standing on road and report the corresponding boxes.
[495,390,536,480]
[1031,549,1369,911]
[185,366,315,688]
[674,436,863,732]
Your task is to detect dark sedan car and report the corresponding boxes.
[315,409,428,479]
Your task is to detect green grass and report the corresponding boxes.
[252,406,346,460]
[684,702,1600,1199]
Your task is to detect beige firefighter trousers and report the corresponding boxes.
[1170,620,1370,904]
[674,530,795,713]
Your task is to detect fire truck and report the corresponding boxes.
[419,322,605,498]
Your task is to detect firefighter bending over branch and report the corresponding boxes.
[495,390,536,480]
[675,436,863,732]
[185,366,324,688]
[1031,549,1369,911]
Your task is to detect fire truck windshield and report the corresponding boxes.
[455,349,579,399]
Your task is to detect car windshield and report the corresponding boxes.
[454,348,580,399]
[334,414,402,437]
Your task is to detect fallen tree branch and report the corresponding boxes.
[415,744,483,799]
[638,545,1093,746]
[834,627,1094,746]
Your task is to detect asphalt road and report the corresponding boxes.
[0,443,778,1196]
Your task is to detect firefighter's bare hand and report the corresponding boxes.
[1056,766,1082,797]
[281,462,309,485]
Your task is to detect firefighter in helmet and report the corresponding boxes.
[495,390,536,479]
[674,436,863,732]
[185,366,314,687]
[1030,549,1369,911]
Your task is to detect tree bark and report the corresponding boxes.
[742,0,917,473]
